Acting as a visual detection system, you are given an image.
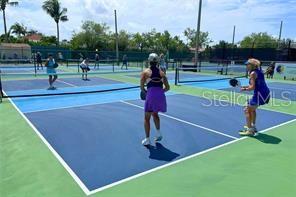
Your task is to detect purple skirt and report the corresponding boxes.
[144,87,167,113]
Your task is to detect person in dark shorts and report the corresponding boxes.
[80,58,90,80]
[58,52,64,65]
[94,52,99,69]
[265,61,275,79]
[140,53,170,146]
[239,58,270,136]
[121,54,128,70]
[36,52,43,70]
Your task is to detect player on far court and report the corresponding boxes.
[80,58,90,80]
[45,54,58,90]
[239,58,270,136]
[140,53,170,146]
[36,52,43,70]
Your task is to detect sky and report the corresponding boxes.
[1,0,296,44]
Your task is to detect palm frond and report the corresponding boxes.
[1,0,9,10]
[60,15,68,22]
[42,0,68,22]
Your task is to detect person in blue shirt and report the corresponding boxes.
[45,54,58,90]
[239,58,270,136]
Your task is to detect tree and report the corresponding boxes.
[168,36,188,53]
[42,0,68,46]
[0,0,18,42]
[184,28,212,48]
[157,30,171,52]
[212,40,233,49]
[240,33,277,48]
[113,30,130,51]
[10,22,27,38]
[142,29,158,51]
[27,29,41,36]
[277,38,294,49]
[130,33,144,51]
[70,21,110,50]
[40,35,57,45]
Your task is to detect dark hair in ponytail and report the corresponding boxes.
[150,61,158,67]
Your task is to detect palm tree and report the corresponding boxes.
[10,22,27,38]
[42,0,68,46]
[0,0,18,42]
[27,29,39,36]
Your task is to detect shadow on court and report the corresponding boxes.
[252,133,282,144]
[146,143,180,162]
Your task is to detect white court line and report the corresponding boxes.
[120,100,238,140]
[2,90,92,195]
[88,117,296,195]
[56,79,77,87]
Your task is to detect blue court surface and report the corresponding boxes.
[2,76,123,92]
[8,88,295,192]
[0,66,35,73]
[0,66,65,74]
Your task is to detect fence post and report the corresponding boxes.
[288,40,292,61]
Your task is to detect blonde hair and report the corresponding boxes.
[247,58,261,70]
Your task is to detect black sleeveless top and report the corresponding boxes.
[147,66,163,89]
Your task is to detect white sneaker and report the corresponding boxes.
[142,138,150,146]
[244,125,258,136]
[154,135,162,142]
[155,130,163,142]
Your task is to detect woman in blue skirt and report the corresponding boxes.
[240,58,270,136]
[140,53,170,146]
[45,54,58,90]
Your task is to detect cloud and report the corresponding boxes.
[0,0,295,43]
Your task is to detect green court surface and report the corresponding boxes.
[1,71,295,197]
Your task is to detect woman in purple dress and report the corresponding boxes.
[140,53,170,146]
[240,58,270,136]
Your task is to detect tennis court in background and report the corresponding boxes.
[1,70,295,195]
[0,59,143,74]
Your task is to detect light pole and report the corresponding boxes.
[195,0,202,66]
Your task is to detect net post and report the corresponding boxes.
[77,59,80,73]
[288,40,292,61]
[113,60,115,72]
[0,70,3,103]
[225,60,228,75]
[141,60,144,71]
[174,67,178,86]
[33,51,37,76]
